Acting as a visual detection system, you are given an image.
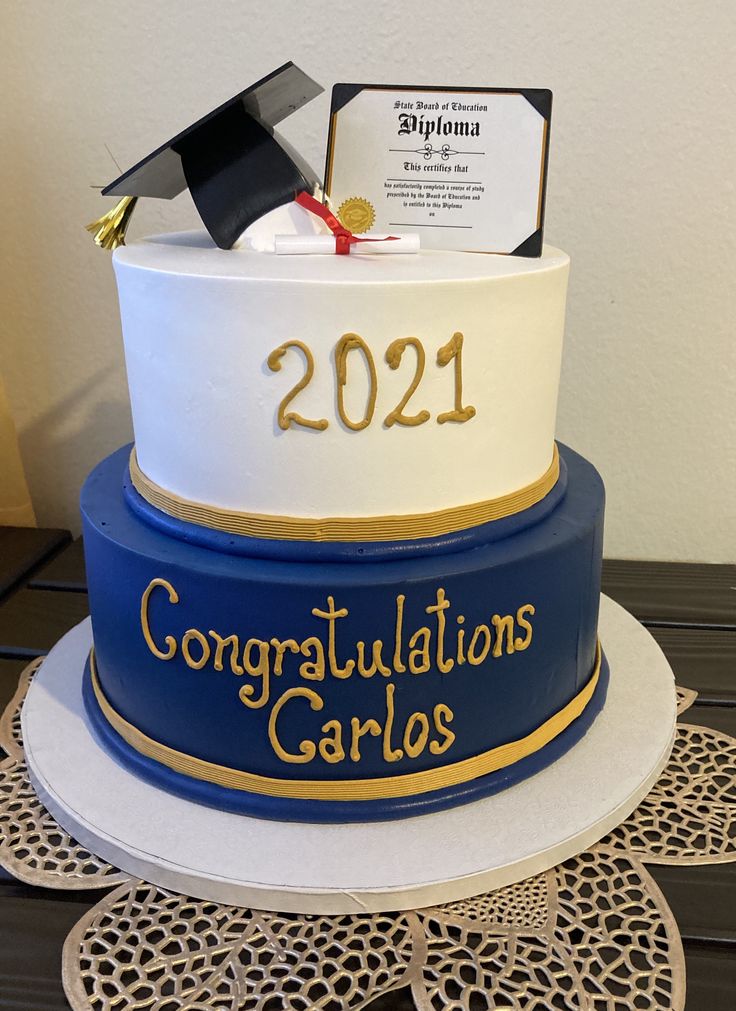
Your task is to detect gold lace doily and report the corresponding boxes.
[1,662,734,1011]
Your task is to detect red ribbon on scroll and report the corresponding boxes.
[295,192,398,255]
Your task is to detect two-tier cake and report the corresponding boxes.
[79,233,607,822]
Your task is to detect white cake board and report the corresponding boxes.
[22,595,676,914]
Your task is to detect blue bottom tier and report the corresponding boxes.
[81,444,606,822]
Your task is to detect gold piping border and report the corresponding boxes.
[89,641,601,802]
[129,445,560,543]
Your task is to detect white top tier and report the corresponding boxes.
[113,233,569,531]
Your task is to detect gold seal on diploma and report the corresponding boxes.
[337,197,376,233]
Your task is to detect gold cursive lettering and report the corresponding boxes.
[140,578,179,660]
[403,711,430,758]
[430,703,456,754]
[491,614,515,657]
[239,638,271,709]
[382,683,404,762]
[182,628,210,670]
[426,586,454,673]
[312,596,355,679]
[268,687,322,763]
[408,626,431,674]
[514,604,535,651]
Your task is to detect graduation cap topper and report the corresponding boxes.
[86,62,324,251]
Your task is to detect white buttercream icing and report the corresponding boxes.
[113,233,569,521]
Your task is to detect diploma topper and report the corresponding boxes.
[325,84,552,256]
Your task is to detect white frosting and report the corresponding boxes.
[112,233,569,520]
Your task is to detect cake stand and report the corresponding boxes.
[21,594,676,914]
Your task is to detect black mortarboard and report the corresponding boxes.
[89,62,323,250]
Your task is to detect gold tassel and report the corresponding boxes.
[85,195,138,250]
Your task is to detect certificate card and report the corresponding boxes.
[324,85,552,255]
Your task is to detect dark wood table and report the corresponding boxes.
[0,529,734,1009]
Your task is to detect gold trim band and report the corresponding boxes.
[90,641,601,802]
[129,445,560,543]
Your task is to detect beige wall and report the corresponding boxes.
[1,0,734,560]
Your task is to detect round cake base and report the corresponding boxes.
[22,595,675,914]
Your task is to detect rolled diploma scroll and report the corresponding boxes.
[274,233,420,255]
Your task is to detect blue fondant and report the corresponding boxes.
[122,451,568,562]
[83,651,609,822]
[81,442,605,822]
